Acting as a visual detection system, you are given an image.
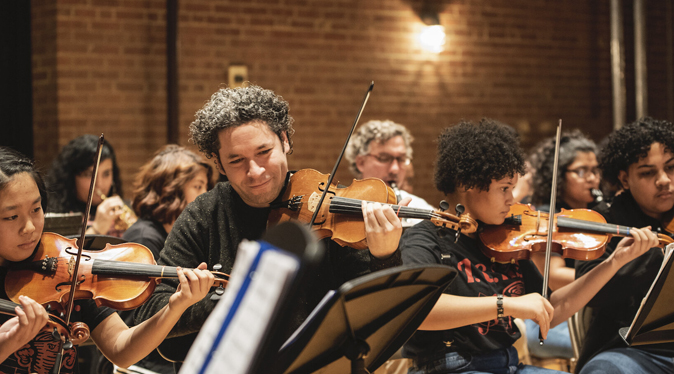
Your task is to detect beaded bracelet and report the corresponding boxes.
[496,294,504,318]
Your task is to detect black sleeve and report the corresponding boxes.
[575,237,664,307]
[399,223,442,266]
[369,248,402,272]
[122,223,165,261]
[133,201,217,337]
[79,300,116,333]
[520,259,545,295]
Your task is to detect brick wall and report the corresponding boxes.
[32,0,673,207]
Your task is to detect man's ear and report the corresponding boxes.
[355,155,366,173]
[212,153,225,175]
[618,170,629,190]
[281,132,290,154]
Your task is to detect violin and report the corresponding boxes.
[479,203,674,263]
[268,169,478,249]
[0,298,89,346]
[5,232,229,311]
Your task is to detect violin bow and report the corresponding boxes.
[54,134,105,374]
[540,120,562,344]
[308,82,374,226]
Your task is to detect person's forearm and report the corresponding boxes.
[549,257,620,326]
[0,343,18,364]
[418,294,500,331]
[105,302,189,368]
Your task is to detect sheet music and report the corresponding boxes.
[179,239,299,374]
[625,244,674,339]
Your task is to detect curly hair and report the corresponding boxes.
[46,135,122,213]
[131,145,214,224]
[435,119,525,194]
[345,120,414,178]
[0,147,48,212]
[599,117,674,187]
[530,130,598,206]
[189,85,295,161]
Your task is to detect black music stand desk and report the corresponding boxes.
[619,245,674,346]
[276,264,456,374]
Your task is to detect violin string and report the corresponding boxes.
[329,199,440,219]
[329,197,434,219]
[91,260,228,282]
[92,260,178,277]
[0,299,19,315]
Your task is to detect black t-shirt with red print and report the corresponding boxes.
[400,220,544,359]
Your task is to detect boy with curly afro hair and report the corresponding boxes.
[399,119,658,374]
[575,117,674,374]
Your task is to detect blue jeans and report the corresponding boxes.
[579,348,674,374]
[408,346,567,374]
[524,319,574,359]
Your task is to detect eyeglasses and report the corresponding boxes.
[366,153,411,166]
[566,167,601,179]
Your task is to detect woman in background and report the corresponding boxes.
[46,135,129,237]
[124,144,213,259]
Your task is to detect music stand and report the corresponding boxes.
[275,264,456,374]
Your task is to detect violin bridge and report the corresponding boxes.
[307,192,321,213]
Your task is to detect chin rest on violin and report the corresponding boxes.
[268,169,478,250]
[5,232,229,311]
[480,203,674,264]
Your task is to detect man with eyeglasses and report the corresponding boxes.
[346,120,434,227]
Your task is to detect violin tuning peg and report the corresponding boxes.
[439,200,449,212]
[454,230,461,243]
[210,293,222,301]
[213,264,222,271]
[51,327,61,341]
[63,341,73,350]
[215,285,225,296]
[455,204,465,215]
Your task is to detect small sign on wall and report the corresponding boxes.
[228,65,248,88]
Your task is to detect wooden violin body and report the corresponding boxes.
[480,203,674,263]
[6,232,158,311]
[269,169,396,249]
[268,169,478,249]
[5,232,229,312]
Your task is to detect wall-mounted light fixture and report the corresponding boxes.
[418,9,445,53]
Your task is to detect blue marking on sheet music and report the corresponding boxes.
[197,240,277,374]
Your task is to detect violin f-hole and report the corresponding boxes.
[65,247,91,261]
[55,275,85,292]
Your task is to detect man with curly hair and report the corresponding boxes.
[398,119,658,374]
[135,85,406,368]
[346,120,434,226]
[575,117,674,374]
